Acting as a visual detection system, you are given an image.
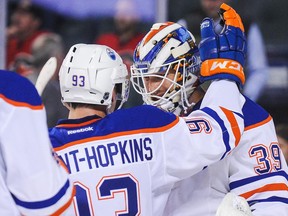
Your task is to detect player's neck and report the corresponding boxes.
[68,107,106,119]
[180,87,205,116]
[188,86,205,104]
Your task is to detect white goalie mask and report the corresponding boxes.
[131,22,201,114]
[59,44,129,112]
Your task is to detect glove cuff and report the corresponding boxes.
[200,59,245,85]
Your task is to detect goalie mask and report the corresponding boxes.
[59,44,129,112]
[131,22,201,114]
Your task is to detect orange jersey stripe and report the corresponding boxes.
[0,93,44,110]
[56,118,101,128]
[54,116,180,152]
[220,107,241,147]
[240,183,288,199]
[50,186,76,216]
[244,115,272,131]
[59,158,70,173]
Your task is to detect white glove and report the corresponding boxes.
[216,193,253,216]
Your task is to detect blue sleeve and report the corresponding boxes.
[0,70,42,106]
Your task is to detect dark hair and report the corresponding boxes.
[69,102,107,112]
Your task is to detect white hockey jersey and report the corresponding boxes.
[163,82,288,215]
[49,80,244,215]
[0,71,74,215]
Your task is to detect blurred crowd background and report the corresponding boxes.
[2,0,288,128]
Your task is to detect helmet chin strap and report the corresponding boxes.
[106,105,113,115]
[159,100,177,113]
[106,90,116,114]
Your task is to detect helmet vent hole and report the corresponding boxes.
[100,100,104,104]
[72,47,77,52]
[89,57,93,64]
[68,67,70,74]
[70,56,73,62]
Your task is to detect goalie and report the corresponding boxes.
[131,3,288,216]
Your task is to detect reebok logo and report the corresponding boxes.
[210,60,241,71]
[67,126,94,135]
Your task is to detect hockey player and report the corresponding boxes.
[48,36,245,215]
[0,70,74,215]
[131,3,288,216]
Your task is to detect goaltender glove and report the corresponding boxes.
[199,3,246,86]
[216,193,253,216]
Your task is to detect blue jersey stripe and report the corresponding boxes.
[230,171,288,190]
[201,107,230,159]
[249,196,288,206]
[234,111,244,119]
[12,180,70,209]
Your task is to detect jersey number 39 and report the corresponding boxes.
[249,142,282,175]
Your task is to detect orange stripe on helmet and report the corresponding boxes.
[220,3,245,32]
[143,22,174,46]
